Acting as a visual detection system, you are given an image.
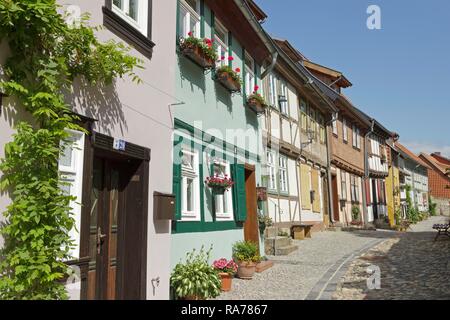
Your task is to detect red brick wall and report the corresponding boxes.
[428,168,450,198]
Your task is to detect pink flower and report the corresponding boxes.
[254,85,259,92]
[221,56,225,61]
[188,31,193,37]
[228,56,234,61]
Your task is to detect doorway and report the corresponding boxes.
[331,174,340,222]
[244,165,259,248]
[372,179,379,220]
[84,149,148,300]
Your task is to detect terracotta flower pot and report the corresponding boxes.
[247,98,266,114]
[180,43,215,69]
[216,71,241,93]
[218,272,233,292]
[236,261,257,279]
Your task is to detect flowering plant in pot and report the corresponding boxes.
[246,85,268,114]
[212,258,238,292]
[170,246,221,300]
[232,241,260,280]
[215,57,242,92]
[179,32,217,69]
[205,174,234,195]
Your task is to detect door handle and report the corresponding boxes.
[97,227,107,254]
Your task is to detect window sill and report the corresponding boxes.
[102,6,155,60]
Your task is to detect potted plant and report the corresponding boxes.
[232,241,260,280]
[215,57,242,92]
[351,205,362,226]
[179,32,217,69]
[170,246,221,300]
[205,174,234,195]
[246,85,268,114]
[258,214,273,234]
[212,258,238,292]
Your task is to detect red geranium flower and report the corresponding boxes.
[235,67,241,73]
[228,56,234,61]
[254,85,259,92]
[221,56,225,60]
[187,31,193,37]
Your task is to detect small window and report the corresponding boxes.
[245,54,255,97]
[112,0,148,36]
[343,117,348,142]
[268,74,277,107]
[213,161,234,220]
[350,175,360,202]
[215,19,229,67]
[318,113,326,144]
[332,118,338,136]
[181,149,200,221]
[308,107,317,141]
[352,125,361,149]
[267,150,277,191]
[279,156,288,193]
[279,82,289,115]
[340,171,347,200]
[179,0,200,38]
[300,99,308,130]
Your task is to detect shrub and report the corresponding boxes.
[232,241,260,263]
[351,205,361,221]
[170,246,221,300]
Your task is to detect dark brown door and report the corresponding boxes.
[87,157,122,300]
[244,166,259,248]
[331,174,340,222]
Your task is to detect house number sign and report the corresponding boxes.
[113,138,126,151]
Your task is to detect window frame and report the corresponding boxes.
[278,155,288,193]
[267,150,277,191]
[350,174,360,203]
[300,99,308,131]
[212,159,234,221]
[268,73,277,107]
[343,117,348,142]
[215,18,229,68]
[112,0,148,36]
[340,171,347,201]
[103,0,154,59]
[244,53,255,97]
[332,118,338,136]
[179,0,201,38]
[180,148,201,221]
[279,81,289,115]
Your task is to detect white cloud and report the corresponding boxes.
[403,141,450,158]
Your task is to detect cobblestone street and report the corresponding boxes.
[215,216,450,300]
[333,215,450,300]
[216,227,395,300]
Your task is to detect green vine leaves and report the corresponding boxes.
[0,0,142,299]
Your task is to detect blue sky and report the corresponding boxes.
[256,0,450,157]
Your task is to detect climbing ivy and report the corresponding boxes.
[0,0,142,299]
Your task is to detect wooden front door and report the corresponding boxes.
[85,155,148,300]
[331,174,340,222]
[244,166,259,248]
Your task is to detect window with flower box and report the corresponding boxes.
[179,0,201,38]
[181,148,201,221]
[215,19,229,68]
[244,53,255,97]
[212,161,234,220]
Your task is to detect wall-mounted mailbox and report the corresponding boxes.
[153,192,176,220]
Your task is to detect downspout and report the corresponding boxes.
[362,119,375,225]
[234,0,278,79]
[326,112,338,224]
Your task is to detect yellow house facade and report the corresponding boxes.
[386,138,401,226]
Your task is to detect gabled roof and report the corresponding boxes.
[420,153,450,176]
[244,0,268,23]
[303,60,352,88]
[395,143,431,169]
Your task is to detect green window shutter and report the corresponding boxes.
[231,164,247,222]
[173,162,182,220]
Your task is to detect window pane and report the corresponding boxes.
[185,0,198,12]
[128,0,138,21]
[186,178,194,212]
[113,0,123,9]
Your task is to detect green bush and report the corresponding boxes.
[170,246,221,300]
[351,205,361,221]
[428,195,437,216]
[232,241,260,263]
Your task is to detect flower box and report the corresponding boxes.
[205,175,234,195]
[256,187,268,201]
[247,97,267,114]
[180,43,215,69]
[216,70,241,93]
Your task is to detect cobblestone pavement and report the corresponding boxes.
[333,216,450,300]
[215,228,395,300]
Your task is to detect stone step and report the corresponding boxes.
[265,227,278,238]
[264,236,292,255]
[276,244,298,256]
[256,261,274,273]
